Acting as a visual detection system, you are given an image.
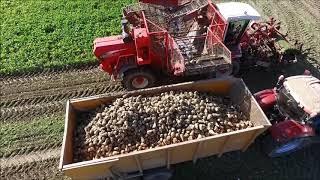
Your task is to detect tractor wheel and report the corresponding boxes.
[262,134,313,158]
[122,69,156,90]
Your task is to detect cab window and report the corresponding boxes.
[278,88,307,121]
[224,19,250,46]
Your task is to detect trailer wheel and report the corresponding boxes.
[263,134,312,158]
[122,69,156,90]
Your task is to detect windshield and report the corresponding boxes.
[277,87,308,121]
[224,19,250,46]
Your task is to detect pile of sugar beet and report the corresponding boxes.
[73,91,253,162]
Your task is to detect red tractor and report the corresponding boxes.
[255,72,320,157]
[93,0,291,90]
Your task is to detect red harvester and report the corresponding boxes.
[93,0,291,90]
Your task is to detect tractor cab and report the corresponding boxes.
[257,75,320,157]
[276,75,320,123]
[216,2,261,58]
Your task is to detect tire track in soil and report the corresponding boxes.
[301,0,320,22]
[0,67,109,96]
[274,1,320,61]
[0,63,99,84]
[247,0,274,19]
[2,140,62,159]
[0,66,125,122]
[0,83,124,122]
[1,81,124,107]
[291,0,320,71]
[291,0,320,48]
[0,157,64,180]
[1,81,123,107]
[1,101,64,122]
[1,148,61,169]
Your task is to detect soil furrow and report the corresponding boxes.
[0,63,98,83]
[3,141,62,159]
[0,81,124,108]
[1,149,61,168]
[0,67,109,96]
[0,101,65,122]
[0,157,63,180]
[0,85,125,122]
[301,0,320,22]
[285,2,320,64]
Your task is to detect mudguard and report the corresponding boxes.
[254,89,277,111]
[270,120,315,143]
[264,120,316,157]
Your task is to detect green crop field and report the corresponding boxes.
[0,116,64,158]
[0,0,134,75]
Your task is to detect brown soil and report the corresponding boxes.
[1,149,60,169]
[1,0,319,179]
[0,67,124,122]
[0,157,65,180]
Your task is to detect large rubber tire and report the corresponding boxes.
[262,134,313,158]
[122,69,156,90]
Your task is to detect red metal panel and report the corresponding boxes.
[206,28,232,63]
[133,28,151,65]
[148,32,170,72]
[167,34,185,75]
[207,3,227,41]
[254,89,277,111]
[270,120,315,142]
[93,36,136,59]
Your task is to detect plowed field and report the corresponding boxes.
[1,0,319,179]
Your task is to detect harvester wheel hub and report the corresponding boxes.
[132,76,149,89]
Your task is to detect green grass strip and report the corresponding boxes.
[0,115,65,157]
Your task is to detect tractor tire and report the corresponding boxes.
[262,134,313,158]
[122,68,156,90]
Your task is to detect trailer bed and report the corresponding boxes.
[59,78,270,179]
